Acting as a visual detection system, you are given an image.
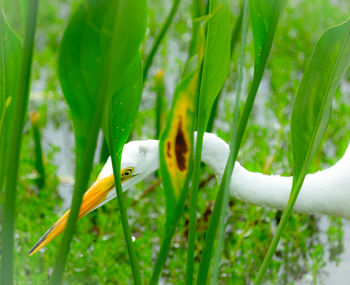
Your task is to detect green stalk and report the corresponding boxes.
[30,111,45,189]
[205,7,243,134]
[210,0,248,283]
[99,136,110,164]
[1,1,38,284]
[50,2,134,283]
[143,0,181,80]
[255,13,350,284]
[0,97,12,193]
[196,167,225,284]
[207,6,243,133]
[186,0,232,281]
[109,154,142,285]
[206,92,220,133]
[188,0,207,56]
[184,54,205,285]
[230,4,243,58]
[149,221,177,284]
[149,168,194,284]
[150,68,199,283]
[149,140,197,284]
[196,1,285,283]
[254,176,304,284]
[149,143,195,284]
[49,137,99,284]
[185,128,204,285]
[184,52,206,285]
[155,69,165,139]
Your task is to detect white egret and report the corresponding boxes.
[29,132,350,255]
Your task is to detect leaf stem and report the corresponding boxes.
[143,0,181,80]
[50,2,130,283]
[49,147,97,284]
[1,1,38,284]
[30,111,45,189]
[149,223,177,284]
[110,155,142,285]
[196,0,285,282]
[155,70,165,139]
[185,129,204,285]
[99,136,110,164]
[210,0,249,283]
[254,177,304,284]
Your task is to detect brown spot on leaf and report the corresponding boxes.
[175,117,188,171]
[167,142,171,158]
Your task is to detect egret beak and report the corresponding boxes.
[28,174,115,256]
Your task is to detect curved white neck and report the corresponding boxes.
[200,133,350,219]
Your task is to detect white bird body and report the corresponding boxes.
[29,132,350,255]
[102,132,350,219]
[198,133,350,219]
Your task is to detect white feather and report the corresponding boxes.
[97,132,350,219]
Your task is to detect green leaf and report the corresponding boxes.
[210,1,249,283]
[106,56,143,156]
[0,7,22,193]
[149,65,199,285]
[143,0,181,80]
[245,0,285,98]
[1,1,37,284]
[154,70,165,139]
[195,1,285,283]
[195,1,250,283]
[160,70,198,223]
[106,54,144,285]
[58,0,112,164]
[197,0,231,130]
[186,1,231,283]
[51,0,146,283]
[58,0,146,165]
[255,18,350,284]
[291,19,350,179]
[249,0,282,69]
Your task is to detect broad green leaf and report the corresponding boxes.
[186,1,231,283]
[195,1,285,283]
[160,70,198,222]
[246,0,285,100]
[255,18,350,284]
[150,62,199,285]
[106,55,143,157]
[1,0,25,37]
[52,0,146,283]
[58,0,147,168]
[106,54,144,285]
[210,1,250,283]
[250,0,280,69]
[197,0,230,130]
[292,19,350,179]
[58,0,112,166]
[196,1,250,283]
[0,7,22,193]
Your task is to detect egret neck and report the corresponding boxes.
[29,132,350,255]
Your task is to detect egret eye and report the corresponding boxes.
[121,167,134,179]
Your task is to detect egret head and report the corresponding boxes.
[29,139,160,256]
[99,139,160,190]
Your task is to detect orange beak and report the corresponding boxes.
[28,174,115,256]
